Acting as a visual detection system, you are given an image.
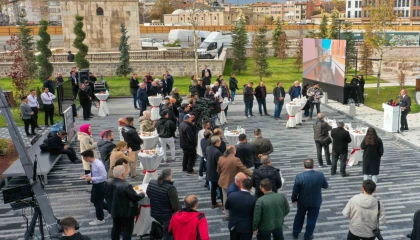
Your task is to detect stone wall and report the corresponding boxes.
[60,0,141,52]
[0,55,227,78]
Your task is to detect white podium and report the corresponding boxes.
[382,103,400,132]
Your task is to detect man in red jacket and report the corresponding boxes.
[169,195,210,240]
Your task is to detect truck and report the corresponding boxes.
[168,29,211,48]
[197,31,252,59]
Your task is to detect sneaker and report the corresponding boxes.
[211,203,223,209]
[198,176,204,180]
[318,165,326,168]
[89,219,105,225]
[104,213,112,220]
[232,102,236,105]
[244,116,248,119]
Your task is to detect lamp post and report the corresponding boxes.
[338,19,344,40]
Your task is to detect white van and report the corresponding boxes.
[168,29,211,48]
[197,31,251,59]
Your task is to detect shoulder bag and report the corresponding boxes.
[321,123,332,146]
[372,200,384,240]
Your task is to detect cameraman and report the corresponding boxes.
[60,217,90,240]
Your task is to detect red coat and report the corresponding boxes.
[169,209,210,240]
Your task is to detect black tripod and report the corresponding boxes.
[24,199,45,240]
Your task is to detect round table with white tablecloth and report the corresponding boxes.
[224,128,245,145]
[133,184,154,237]
[138,150,164,184]
[285,103,301,128]
[292,98,307,125]
[216,101,230,125]
[148,96,162,121]
[347,130,366,166]
[140,133,159,150]
[95,92,110,117]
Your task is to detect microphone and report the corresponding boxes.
[395,95,400,100]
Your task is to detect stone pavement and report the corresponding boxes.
[0,96,419,240]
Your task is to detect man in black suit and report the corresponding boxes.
[331,120,352,177]
[202,65,211,79]
[48,131,80,163]
[70,71,79,100]
[225,178,256,240]
[292,159,328,240]
[78,84,91,121]
[399,89,411,131]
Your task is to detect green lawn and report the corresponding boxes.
[364,86,420,113]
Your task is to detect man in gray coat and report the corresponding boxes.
[20,96,35,137]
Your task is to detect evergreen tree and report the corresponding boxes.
[329,8,340,39]
[36,20,53,82]
[231,15,248,73]
[116,23,133,77]
[73,15,89,69]
[19,20,37,82]
[277,33,289,62]
[272,17,283,57]
[318,13,329,39]
[294,39,303,71]
[341,22,356,71]
[306,30,317,38]
[252,25,272,81]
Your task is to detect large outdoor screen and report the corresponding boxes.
[302,38,346,87]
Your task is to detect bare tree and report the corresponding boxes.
[397,59,411,89]
[186,0,200,81]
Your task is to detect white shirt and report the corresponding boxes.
[41,92,56,105]
[27,94,39,107]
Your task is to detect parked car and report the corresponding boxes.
[140,38,164,48]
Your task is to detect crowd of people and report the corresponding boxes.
[33,66,418,240]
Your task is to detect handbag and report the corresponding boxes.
[372,200,384,240]
[322,135,332,146]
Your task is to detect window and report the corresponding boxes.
[364,10,367,17]
[414,9,416,16]
[398,0,401,7]
[414,0,417,6]
[355,1,358,7]
[359,1,362,7]
[96,7,103,16]
[359,10,361,17]
[180,17,183,20]
[201,17,204,20]
[214,16,216,20]
[354,10,357,17]
[348,11,351,18]
[406,10,409,16]
[348,1,351,8]
[227,16,230,20]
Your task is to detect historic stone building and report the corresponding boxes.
[60,0,141,52]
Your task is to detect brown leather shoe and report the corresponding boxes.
[211,203,223,209]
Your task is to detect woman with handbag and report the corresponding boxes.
[361,127,384,183]
[342,180,386,240]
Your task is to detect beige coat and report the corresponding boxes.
[108,149,136,178]
[78,132,98,170]
[139,117,155,132]
[217,155,252,189]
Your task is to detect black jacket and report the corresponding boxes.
[313,120,332,141]
[273,86,286,104]
[211,85,219,94]
[229,77,239,91]
[179,121,198,150]
[156,118,176,138]
[60,232,90,240]
[220,86,229,99]
[130,78,139,95]
[361,137,384,175]
[399,95,411,112]
[147,180,178,221]
[148,86,161,96]
[252,165,282,198]
[254,85,267,99]
[43,80,55,95]
[104,178,145,218]
[97,139,116,163]
[202,69,212,79]
[160,104,177,123]
[243,86,254,102]
[78,88,90,106]
[121,124,143,151]
[196,84,206,98]
[235,142,256,168]
[225,190,256,233]
[205,145,222,182]
[331,127,352,153]
[202,76,211,86]
[84,85,94,98]
[48,134,65,152]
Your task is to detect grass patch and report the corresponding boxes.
[344,69,387,84]
[364,86,420,113]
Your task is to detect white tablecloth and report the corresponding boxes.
[292,99,306,125]
[138,151,164,184]
[285,103,301,128]
[224,128,245,145]
[217,101,229,125]
[347,131,366,166]
[140,134,159,149]
[133,184,154,237]
[95,93,109,117]
[148,96,162,121]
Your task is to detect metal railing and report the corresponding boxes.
[0,49,222,63]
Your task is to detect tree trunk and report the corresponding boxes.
[377,51,383,95]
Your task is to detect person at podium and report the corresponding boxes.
[398,89,411,132]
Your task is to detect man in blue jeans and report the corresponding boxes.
[273,82,286,120]
[243,82,255,118]
[292,159,329,240]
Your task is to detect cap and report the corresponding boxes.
[183,114,193,121]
